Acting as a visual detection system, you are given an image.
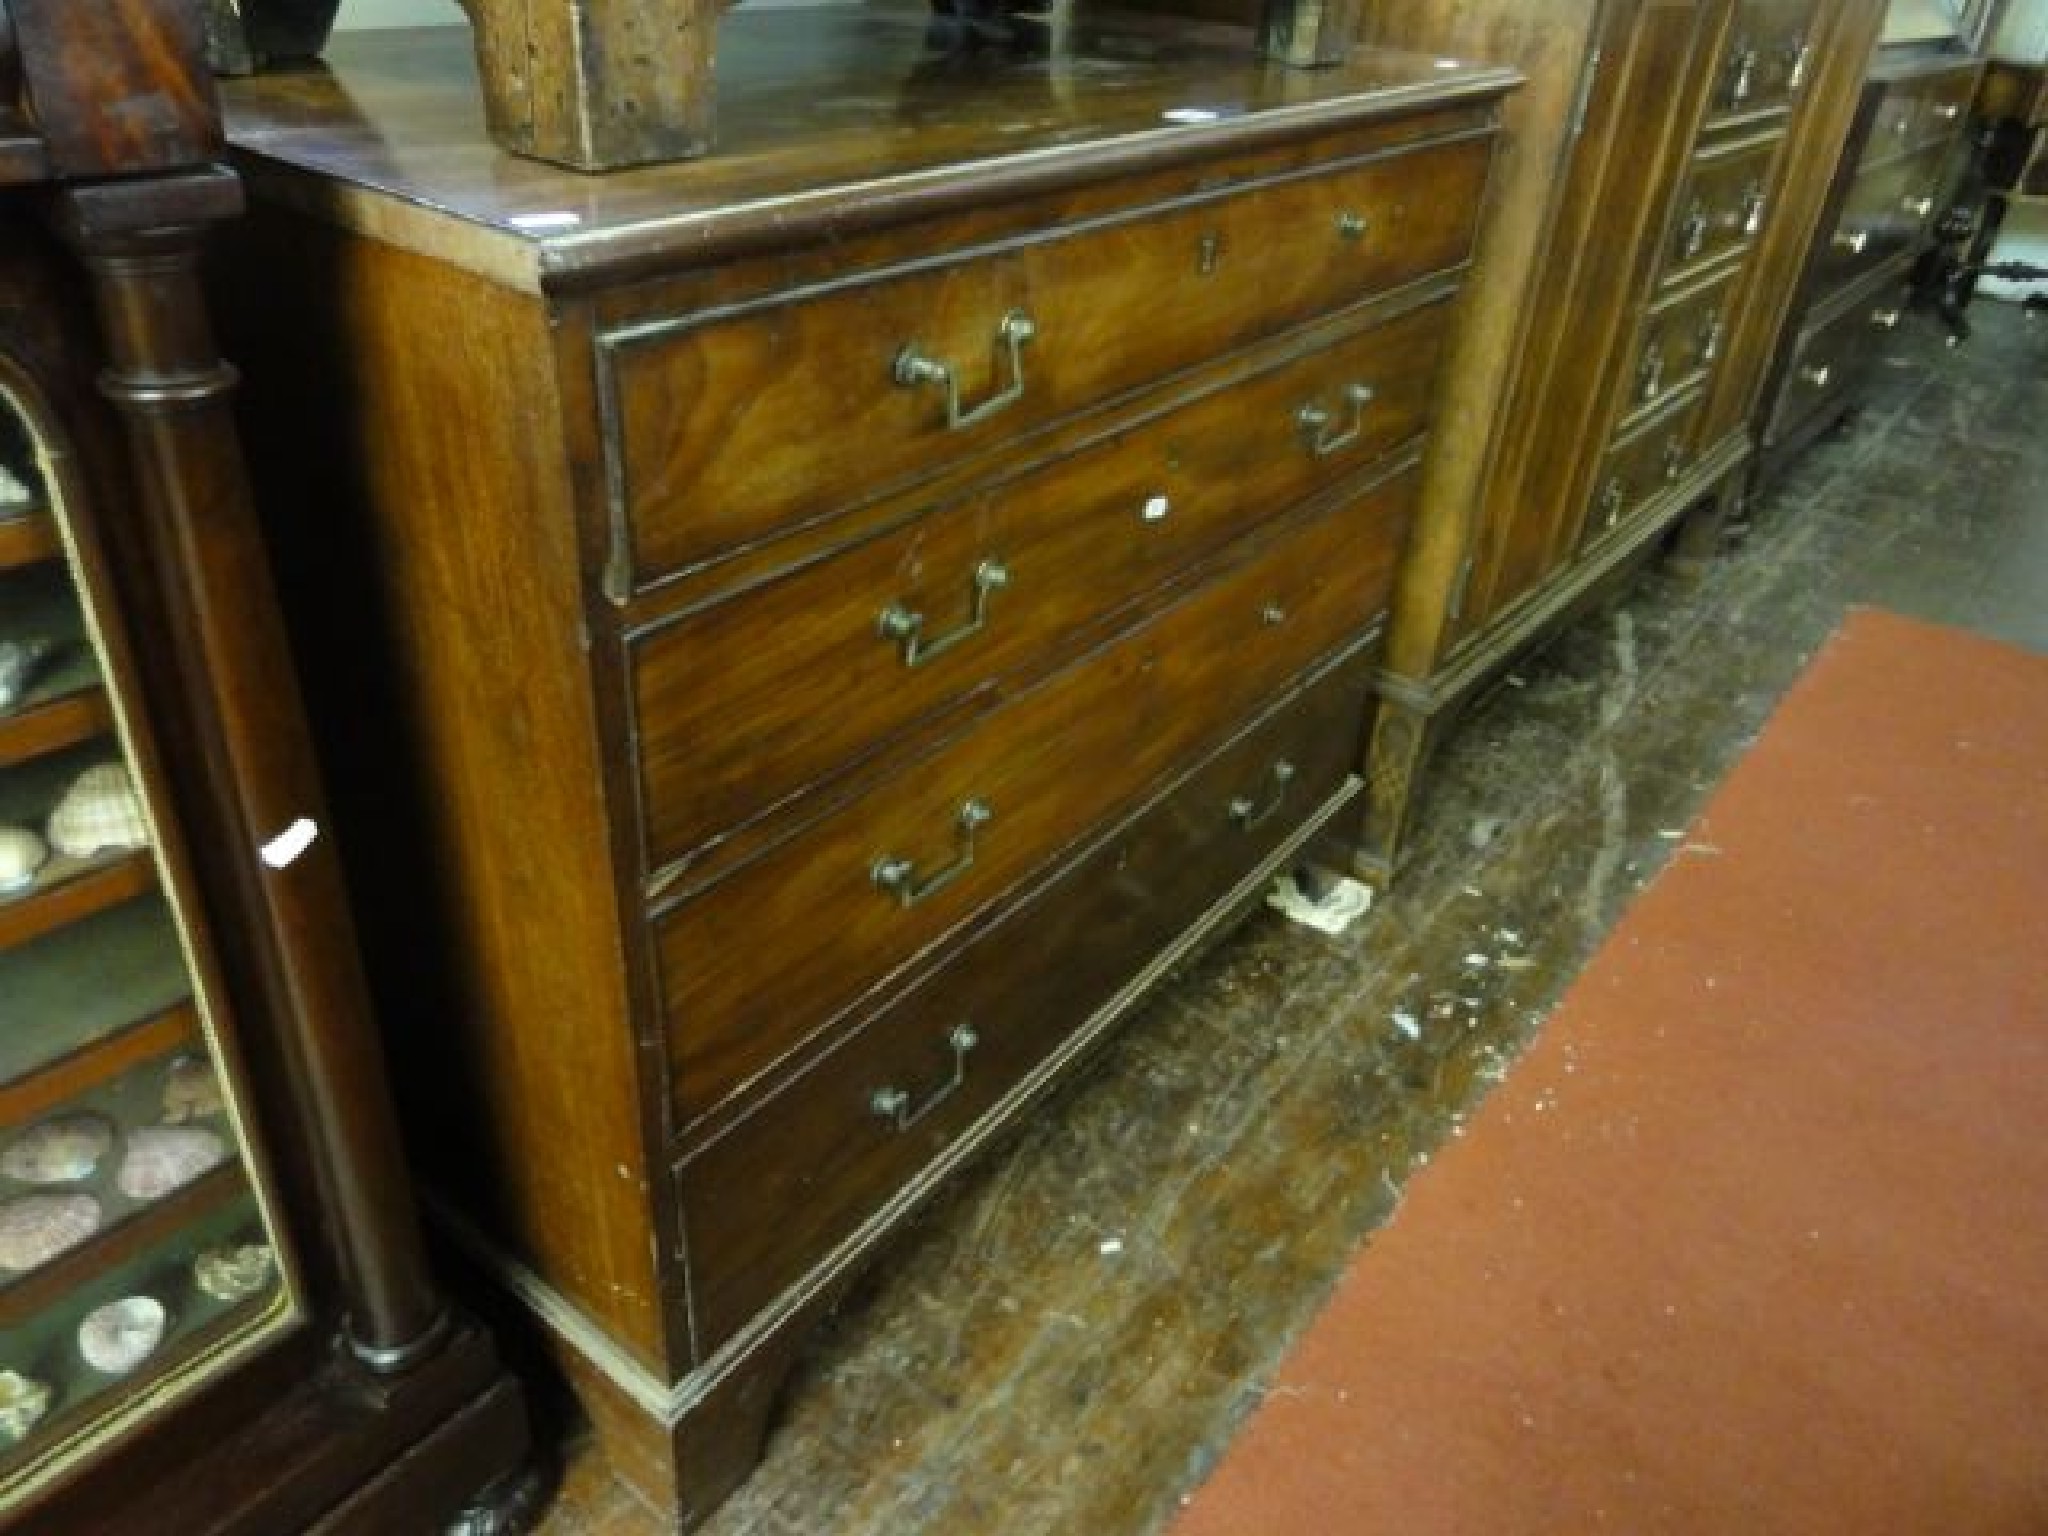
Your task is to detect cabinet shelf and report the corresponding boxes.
[0,505,61,570]
[0,896,196,1094]
[1,561,105,768]
[0,850,158,949]
[0,1163,241,1326]
[1,742,159,949]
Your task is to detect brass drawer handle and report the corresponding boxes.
[1677,202,1710,261]
[1297,383,1375,458]
[1228,760,1297,832]
[1799,363,1833,389]
[1833,228,1870,256]
[1725,43,1758,105]
[1598,478,1626,529]
[1871,306,1903,331]
[1335,210,1370,241]
[872,799,993,909]
[1785,38,1812,92]
[877,559,1010,668]
[893,310,1036,431]
[1741,182,1768,236]
[1901,194,1935,218]
[1662,438,1688,483]
[1934,102,1962,123]
[870,1023,980,1132]
[1697,314,1725,364]
[1638,340,1665,403]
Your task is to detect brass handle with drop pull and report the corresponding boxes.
[1677,202,1711,261]
[1638,340,1666,403]
[1785,38,1812,92]
[1335,211,1370,241]
[1933,102,1962,123]
[1228,760,1297,832]
[1799,364,1832,389]
[1871,306,1903,331]
[1725,43,1758,105]
[1662,438,1688,483]
[1598,478,1626,529]
[870,1024,980,1132]
[1297,383,1375,458]
[1901,194,1935,219]
[1833,228,1870,256]
[877,559,1010,668]
[1741,182,1768,236]
[872,799,993,909]
[893,310,1037,431]
[1697,314,1725,364]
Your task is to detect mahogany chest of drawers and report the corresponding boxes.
[1754,48,1982,486]
[211,7,1514,1524]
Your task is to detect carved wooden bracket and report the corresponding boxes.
[455,0,727,171]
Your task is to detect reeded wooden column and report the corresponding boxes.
[457,0,722,169]
[55,169,450,1372]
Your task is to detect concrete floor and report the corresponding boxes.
[534,298,2048,1535]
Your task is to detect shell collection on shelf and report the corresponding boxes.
[0,823,49,893]
[77,1295,167,1376]
[114,1126,228,1203]
[0,1113,116,1186]
[0,1371,51,1445]
[0,636,56,716]
[193,1242,274,1304]
[0,1193,103,1275]
[46,761,149,859]
[160,1055,225,1124]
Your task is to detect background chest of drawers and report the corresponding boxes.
[1307,0,1894,877]
[1753,46,1982,488]
[211,8,1516,1524]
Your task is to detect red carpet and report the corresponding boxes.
[1170,609,2048,1536]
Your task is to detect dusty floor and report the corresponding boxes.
[531,298,2048,1535]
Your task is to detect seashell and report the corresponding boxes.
[0,461,30,508]
[77,1296,167,1375]
[194,1243,275,1304]
[0,1193,102,1273]
[160,1054,225,1124]
[115,1126,228,1202]
[0,638,56,717]
[0,1370,52,1445]
[0,823,48,894]
[47,762,150,859]
[1,1113,115,1185]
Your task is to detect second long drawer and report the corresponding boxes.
[654,460,1417,1128]
[672,640,1374,1359]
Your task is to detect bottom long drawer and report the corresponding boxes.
[672,643,1375,1359]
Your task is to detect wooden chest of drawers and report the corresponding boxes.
[211,10,1513,1524]
[1754,48,1982,486]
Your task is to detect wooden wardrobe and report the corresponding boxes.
[1346,0,1891,876]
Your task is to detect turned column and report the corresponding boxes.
[55,169,450,1372]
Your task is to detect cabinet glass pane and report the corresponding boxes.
[0,388,297,1505]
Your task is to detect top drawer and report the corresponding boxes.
[596,133,1493,592]
[1706,0,1821,123]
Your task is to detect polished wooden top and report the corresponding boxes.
[218,1,1518,292]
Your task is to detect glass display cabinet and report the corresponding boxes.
[0,405,299,1498]
[0,1,533,1529]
